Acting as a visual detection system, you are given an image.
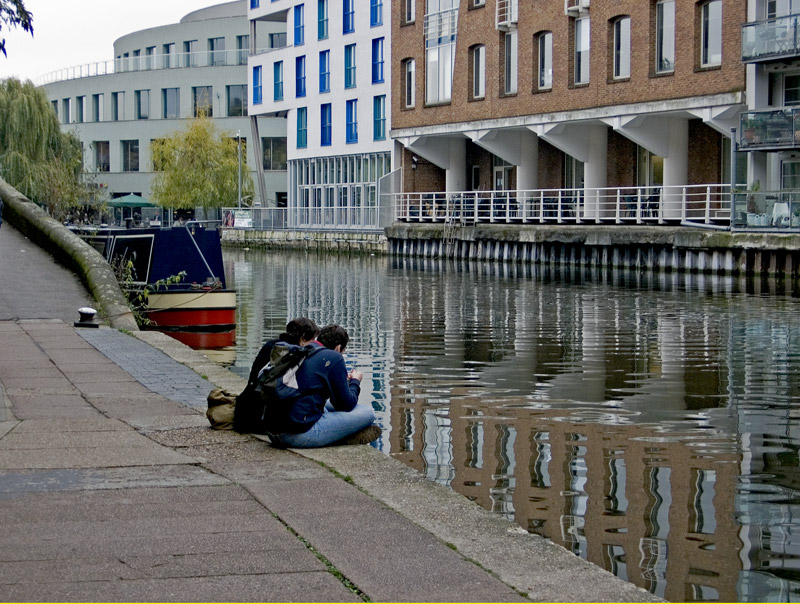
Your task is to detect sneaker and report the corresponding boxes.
[335,424,381,446]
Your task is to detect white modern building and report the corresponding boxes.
[248,0,396,230]
[40,1,288,209]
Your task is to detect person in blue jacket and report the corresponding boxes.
[268,323,379,448]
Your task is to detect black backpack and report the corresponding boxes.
[234,343,319,434]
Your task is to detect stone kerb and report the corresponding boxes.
[0,177,138,331]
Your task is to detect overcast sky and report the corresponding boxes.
[0,1,224,82]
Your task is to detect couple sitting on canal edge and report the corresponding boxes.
[231,317,380,447]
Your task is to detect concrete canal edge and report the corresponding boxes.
[0,177,138,331]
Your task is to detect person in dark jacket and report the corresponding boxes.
[267,324,379,448]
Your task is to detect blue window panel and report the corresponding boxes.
[294,5,305,46]
[250,0,259,8]
[273,61,283,101]
[297,107,307,148]
[319,50,330,93]
[321,103,332,146]
[346,99,357,143]
[318,0,328,40]
[371,38,384,83]
[253,66,263,104]
[373,95,385,140]
[370,0,382,26]
[343,0,355,33]
[296,55,306,97]
[344,44,356,88]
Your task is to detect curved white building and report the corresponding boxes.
[41,1,287,208]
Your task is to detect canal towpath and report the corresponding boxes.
[0,222,661,602]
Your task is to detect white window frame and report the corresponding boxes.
[472,45,485,99]
[700,0,722,68]
[538,32,553,90]
[656,0,675,74]
[405,0,415,23]
[574,17,590,85]
[504,31,517,95]
[404,59,416,108]
[614,17,631,79]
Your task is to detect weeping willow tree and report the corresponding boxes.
[0,77,86,220]
[150,112,253,210]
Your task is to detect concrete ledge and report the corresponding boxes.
[222,228,387,254]
[0,177,137,331]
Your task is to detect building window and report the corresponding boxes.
[372,38,384,83]
[76,96,85,123]
[253,66,263,105]
[274,61,284,100]
[426,44,454,104]
[111,91,124,121]
[345,43,356,88]
[504,31,518,94]
[237,34,249,65]
[614,17,631,79]
[228,84,247,115]
[51,99,58,116]
[294,5,305,46]
[538,32,553,90]
[297,107,308,148]
[404,58,416,108]
[321,103,332,146]
[262,137,288,170]
[135,89,149,119]
[209,37,226,66]
[62,98,71,123]
[183,40,197,67]
[343,0,355,34]
[251,0,260,8]
[94,141,110,172]
[701,0,722,67]
[656,0,675,73]
[473,0,485,6]
[92,93,104,122]
[574,17,590,85]
[162,43,176,68]
[471,44,485,99]
[193,86,212,117]
[163,88,179,119]
[318,0,328,39]
[373,95,386,140]
[370,0,382,26]
[144,46,155,70]
[346,99,358,143]
[404,0,415,23]
[121,140,139,172]
[270,32,287,48]
[319,49,330,92]
[296,56,307,97]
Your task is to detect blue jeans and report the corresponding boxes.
[270,403,376,448]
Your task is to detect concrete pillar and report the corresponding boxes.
[517,130,539,194]
[663,118,688,220]
[446,138,467,193]
[584,125,608,219]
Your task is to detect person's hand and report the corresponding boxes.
[349,369,363,382]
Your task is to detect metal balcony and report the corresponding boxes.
[742,14,800,62]
[496,0,518,31]
[739,108,800,151]
[564,0,589,16]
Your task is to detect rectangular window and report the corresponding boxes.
[270,32,287,48]
[251,0,260,8]
[132,49,140,70]
[656,0,675,73]
[184,40,197,67]
[404,0,415,23]
[701,0,722,67]
[345,43,356,88]
[614,17,631,79]
[236,34,249,65]
[321,103,332,146]
[62,98,71,123]
[229,84,247,115]
[319,50,330,92]
[145,46,155,70]
[404,59,415,108]
[209,37,225,66]
[296,55,306,97]
[294,4,305,46]
[372,38,384,83]
[539,32,552,90]
[92,93,104,122]
[135,89,149,119]
[121,140,139,172]
[343,0,355,33]
[94,141,109,172]
[111,91,124,121]
[346,99,358,143]
[253,66,263,104]
[297,107,308,148]
[472,45,485,99]
[504,31,518,94]
[162,43,176,68]
[193,86,212,117]
[370,0,382,26]
[318,0,328,39]
[373,95,386,140]
[262,137,288,170]
[163,88,179,119]
[51,99,57,116]
[76,96,85,123]
[274,61,284,100]
[575,17,590,85]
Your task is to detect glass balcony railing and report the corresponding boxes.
[739,108,800,150]
[742,13,800,62]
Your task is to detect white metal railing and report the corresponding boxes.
[221,205,383,231]
[392,185,735,227]
[496,0,518,28]
[424,7,459,43]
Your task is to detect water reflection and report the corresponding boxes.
[224,249,800,603]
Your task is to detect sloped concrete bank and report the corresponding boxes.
[387,223,800,276]
[0,178,137,330]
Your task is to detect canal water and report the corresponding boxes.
[220,247,800,603]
